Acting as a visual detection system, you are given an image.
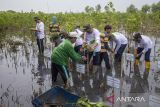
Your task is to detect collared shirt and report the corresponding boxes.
[74,29,83,47]
[135,35,152,53]
[36,21,45,39]
[110,32,128,54]
[84,28,101,52]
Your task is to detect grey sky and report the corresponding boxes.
[0,0,159,13]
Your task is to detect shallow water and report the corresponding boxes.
[0,37,160,107]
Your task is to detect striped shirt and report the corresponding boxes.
[100,33,109,52]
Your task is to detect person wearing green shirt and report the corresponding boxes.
[51,32,86,88]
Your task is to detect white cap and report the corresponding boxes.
[69,32,79,38]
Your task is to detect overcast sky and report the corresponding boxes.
[0,0,159,13]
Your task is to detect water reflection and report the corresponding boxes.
[0,37,160,107]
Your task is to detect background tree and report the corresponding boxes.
[141,4,150,13]
[85,6,90,13]
[104,5,110,12]
[95,4,101,13]
[151,2,160,13]
[104,1,115,12]
[85,6,94,13]
[126,4,138,13]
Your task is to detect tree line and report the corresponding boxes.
[0,1,159,41]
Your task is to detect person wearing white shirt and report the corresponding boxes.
[105,25,128,62]
[108,32,128,62]
[31,17,45,54]
[134,33,152,70]
[83,24,101,65]
[74,26,84,53]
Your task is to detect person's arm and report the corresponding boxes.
[66,41,82,62]
[31,23,38,31]
[135,42,139,49]
[114,39,121,54]
[83,32,86,42]
[137,42,149,57]
[91,30,100,49]
[30,28,37,31]
[104,42,113,52]
[134,42,138,56]
[109,40,113,49]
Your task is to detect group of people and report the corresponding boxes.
[31,16,153,88]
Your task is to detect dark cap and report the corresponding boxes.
[133,32,141,41]
[34,16,40,21]
[104,25,112,30]
[83,24,92,31]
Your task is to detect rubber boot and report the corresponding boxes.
[135,59,139,65]
[143,61,150,81]
[145,61,150,70]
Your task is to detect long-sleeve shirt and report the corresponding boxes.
[36,21,45,39]
[110,32,128,54]
[84,28,101,52]
[51,39,81,65]
[135,35,152,53]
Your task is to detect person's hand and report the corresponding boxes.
[81,56,87,61]
[110,49,114,53]
[136,52,143,58]
[136,53,140,58]
[30,28,36,31]
[82,42,87,49]
[79,47,83,52]
[87,46,94,52]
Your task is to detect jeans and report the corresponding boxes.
[84,51,101,65]
[136,47,151,61]
[115,44,127,62]
[37,38,44,54]
[100,52,111,69]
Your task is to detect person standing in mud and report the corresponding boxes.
[51,32,87,88]
[105,25,128,77]
[99,25,114,73]
[105,26,128,62]
[31,17,45,54]
[133,33,152,78]
[83,24,101,69]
